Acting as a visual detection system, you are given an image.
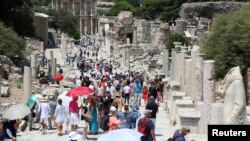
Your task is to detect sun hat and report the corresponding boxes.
[68,131,82,140]
[110,106,117,112]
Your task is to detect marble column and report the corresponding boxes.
[203,60,215,129]
[190,45,200,101]
[175,45,181,82]
[184,58,192,96]
[52,58,57,82]
[122,47,126,67]
[90,17,93,34]
[180,47,188,91]
[194,54,205,103]
[162,48,169,76]
[133,28,138,44]
[31,54,37,80]
[0,76,1,103]
[80,19,82,35]
[84,19,87,34]
[50,51,53,61]
[24,66,32,101]
[127,38,130,44]
[170,49,175,80]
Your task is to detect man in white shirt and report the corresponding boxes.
[123,83,131,105]
[38,96,51,135]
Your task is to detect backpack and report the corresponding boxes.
[138,117,149,136]
[100,114,110,131]
[59,68,63,74]
[131,110,140,121]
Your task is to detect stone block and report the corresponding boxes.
[247,106,250,116]
[178,108,201,133]
[1,86,10,97]
[210,103,224,124]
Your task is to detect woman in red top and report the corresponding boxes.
[142,86,149,105]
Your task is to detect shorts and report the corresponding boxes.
[40,117,49,125]
[70,113,79,125]
[135,93,141,100]
[82,120,89,128]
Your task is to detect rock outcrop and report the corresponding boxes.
[180,2,248,21]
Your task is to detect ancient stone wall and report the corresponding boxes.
[180,2,247,21]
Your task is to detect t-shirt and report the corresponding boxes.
[138,118,155,141]
[146,102,158,118]
[124,86,130,94]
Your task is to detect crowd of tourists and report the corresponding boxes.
[0,36,190,141]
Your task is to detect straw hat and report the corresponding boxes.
[39,97,48,103]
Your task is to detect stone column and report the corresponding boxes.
[190,45,200,101]
[31,54,37,80]
[84,19,87,34]
[84,1,87,15]
[127,38,130,44]
[175,45,181,82]
[170,49,175,80]
[122,47,126,67]
[52,58,57,82]
[50,51,53,61]
[162,48,169,76]
[133,28,138,44]
[0,76,1,104]
[184,58,192,96]
[90,17,93,34]
[24,66,32,101]
[80,19,83,36]
[203,60,215,128]
[194,54,205,103]
[180,47,188,91]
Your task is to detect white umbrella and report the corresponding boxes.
[97,129,143,141]
[2,104,31,120]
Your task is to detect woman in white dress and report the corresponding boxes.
[54,99,65,136]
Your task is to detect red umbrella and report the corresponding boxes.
[66,86,94,97]
[54,73,64,81]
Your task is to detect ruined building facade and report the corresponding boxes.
[52,0,98,35]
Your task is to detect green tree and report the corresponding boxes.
[201,5,250,79]
[48,9,80,39]
[0,22,25,59]
[165,33,188,49]
[110,1,136,16]
[140,0,163,21]
[0,0,35,37]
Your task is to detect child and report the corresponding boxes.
[142,86,149,106]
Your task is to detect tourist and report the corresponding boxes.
[108,106,122,131]
[145,96,158,126]
[88,96,98,135]
[38,95,51,135]
[48,95,57,130]
[54,99,65,136]
[2,119,20,141]
[171,127,190,141]
[123,82,130,105]
[142,86,149,105]
[69,96,79,131]
[156,78,164,103]
[117,105,132,129]
[137,109,156,141]
[134,80,142,106]
[80,98,92,139]
[149,82,157,100]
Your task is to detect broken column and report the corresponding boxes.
[24,66,32,101]
[163,48,169,77]
[180,47,188,91]
[190,45,200,101]
[31,54,37,80]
